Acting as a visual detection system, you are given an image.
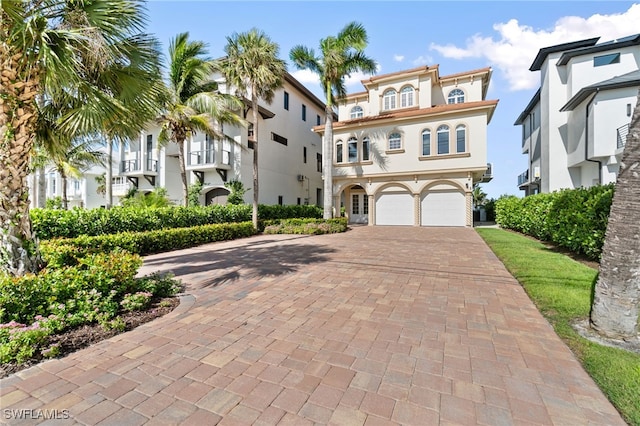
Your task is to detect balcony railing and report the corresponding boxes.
[120,159,158,173]
[188,149,215,166]
[517,170,529,187]
[617,123,629,149]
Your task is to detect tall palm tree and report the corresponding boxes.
[590,89,640,340]
[1,0,156,276]
[222,28,286,229]
[290,22,377,219]
[157,32,244,207]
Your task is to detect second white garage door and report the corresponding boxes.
[375,192,414,225]
[421,190,466,226]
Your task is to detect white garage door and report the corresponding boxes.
[375,192,414,225]
[421,191,466,226]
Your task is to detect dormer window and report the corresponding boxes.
[447,89,465,104]
[350,105,364,119]
[400,86,414,108]
[383,89,397,110]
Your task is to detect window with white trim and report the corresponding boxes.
[388,132,402,150]
[362,137,370,161]
[422,129,431,156]
[456,124,466,153]
[447,88,465,104]
[400,86,414,108]
[350,106,364,119]
[383,89,397,110]
[348,137,358,163]
[336,140,343,163]
[437,125,449,154]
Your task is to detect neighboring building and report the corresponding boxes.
[515,34,640,195]
[116,72,327,206]
[314,65,497,226]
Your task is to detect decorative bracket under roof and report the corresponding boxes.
[144,175,155,186]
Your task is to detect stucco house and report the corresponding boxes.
[314,65,497,226]
[116,72,326,207]
[516,34,640,195]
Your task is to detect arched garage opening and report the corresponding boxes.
[205,187,230,205]
[421,184,466,227]
[375,185,413,225]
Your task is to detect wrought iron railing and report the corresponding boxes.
[617,123,629,149]
[188,149,216,166]
[517,170,529,187]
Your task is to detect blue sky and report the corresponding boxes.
[145,1,639,198]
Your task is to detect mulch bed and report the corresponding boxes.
[0,297,179,379]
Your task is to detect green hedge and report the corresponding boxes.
[261,218,348,235]
[41,222,257,267]
[495,184,614,259]
[31,204,323,240]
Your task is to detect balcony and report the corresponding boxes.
[120,158,158,174]
[186,149,231,169]
[479,163,493,183]
[617,123,629,150]
[517,170,529,187]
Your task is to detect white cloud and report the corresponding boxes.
[393,54,405,62]
[430,4,640,91]
[289,69,320,85]
[412,55,433,66]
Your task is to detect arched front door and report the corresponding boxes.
[205,188,230,205]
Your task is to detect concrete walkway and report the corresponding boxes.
[0,227,625,425]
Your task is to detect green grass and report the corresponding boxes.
[477,228,640,426]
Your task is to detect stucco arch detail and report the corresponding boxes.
[418,179,466,194]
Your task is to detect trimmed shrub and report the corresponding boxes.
[494,184,614,260]
[261,218,348,235]
[31,204,323,240]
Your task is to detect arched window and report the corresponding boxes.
[350,105,364,119]
[437,125,449,155]
[456,125,466,153]
[348,137,358,162]
[388,132,402,150]
[362,136,370,161]
[422,129,431,156]
[400,86,414,108]
[383,89,397,110]
[447,88,465,104]
[336,140,343,163]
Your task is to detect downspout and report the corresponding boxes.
[585,89,602,185]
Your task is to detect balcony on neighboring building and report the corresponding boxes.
[111,176,132,197]
[617,123,629,151]
[517,170,529,187]
[479,163,493,183]
[186,139,233,183]
[119,158,158,187]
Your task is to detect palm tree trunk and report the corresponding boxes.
[61,172,69,209]
[0,44,43,275]
[323,103,334,219]
[37,167,46,208]
[590,89,640,340]
[105,137,113,208]
[177,139,189,207]
[252,93,259,229]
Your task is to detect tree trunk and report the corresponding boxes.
[0,44,43,275]
[323,103,334,219]
[252,92,259,229]
[37,167,46,208]
[177,139,189,207]
[105,137,113,208]
[61,171,68,210]
[590,89,640,340]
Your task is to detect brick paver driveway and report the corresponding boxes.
[0,227,625,425]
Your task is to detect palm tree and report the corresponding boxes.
[472,184,487,208]
[590,89,640,340]
[1,0,156,276]
[290,22,377,219]
[157,32,244,207]
[222,28,286,229]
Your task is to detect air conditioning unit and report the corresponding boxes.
[297,174,305,182]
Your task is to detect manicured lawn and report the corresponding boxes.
[477,228,640,426]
